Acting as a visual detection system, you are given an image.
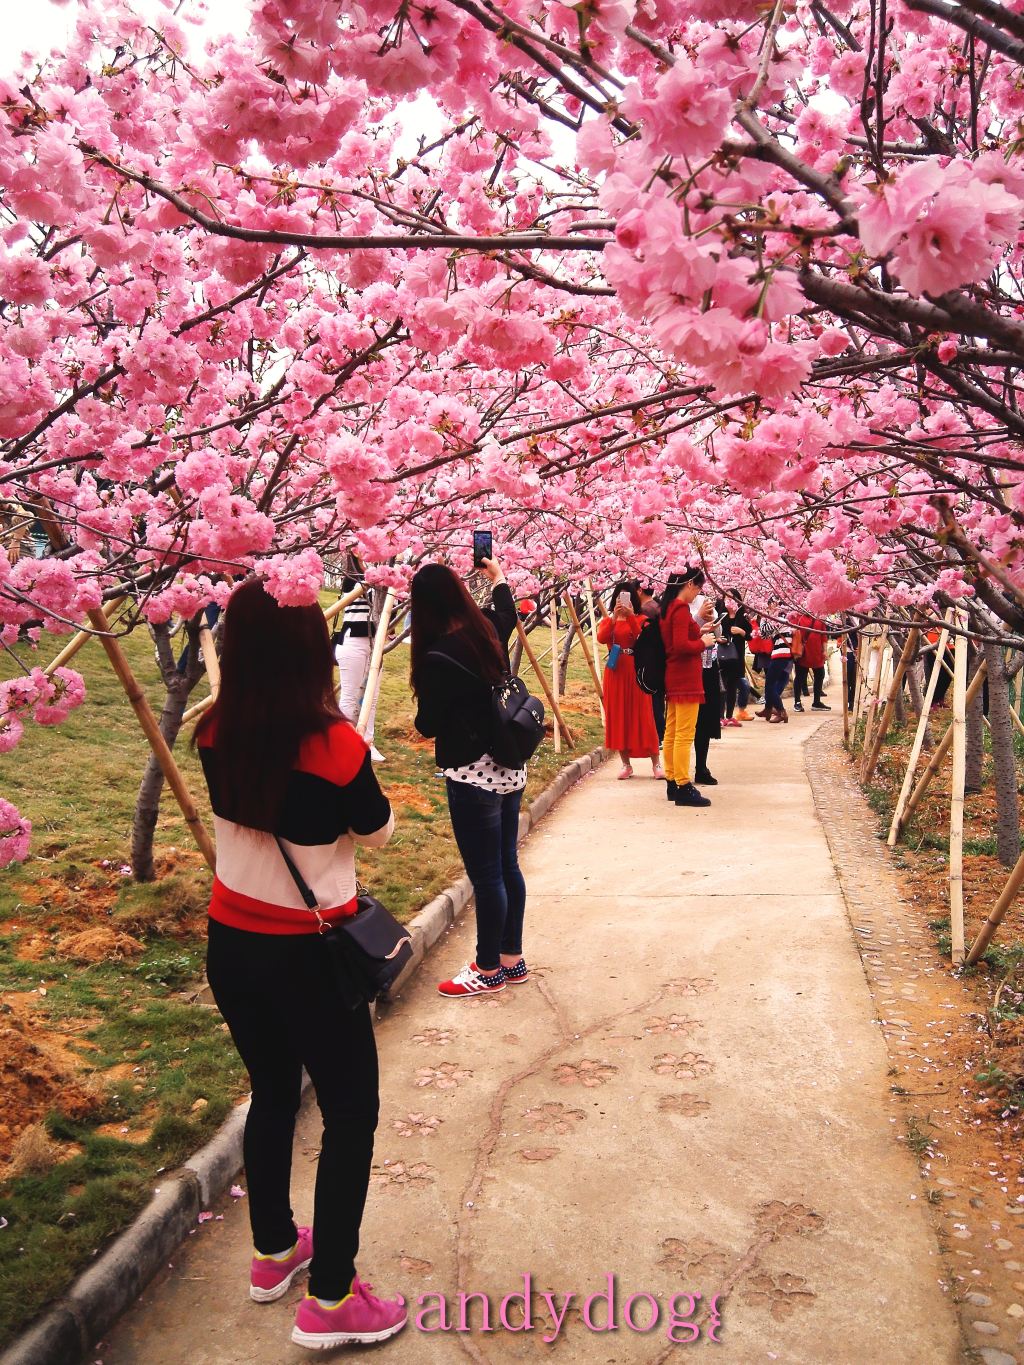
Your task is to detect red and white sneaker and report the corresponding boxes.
[291,1277,407,1349]
[437,962,506,997]
[250,1226,313,1302]
[500,958,530,985]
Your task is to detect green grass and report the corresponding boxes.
[0,611,603,1345]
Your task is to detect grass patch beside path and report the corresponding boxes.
[0,617,604,1345]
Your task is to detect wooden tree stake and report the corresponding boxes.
[43,597,128,677]
[899,659,988,832]
[563,591,605,720]
[888,612,951,846]
[550,591,561,753]
[950,619,969,965]
[861,625,921,784]
[966,846,1024,964]
[89,602,216,870]
[516,620,577,747]
[357,588,395,738]
[841,635,850,748]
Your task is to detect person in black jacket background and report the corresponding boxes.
[716,591,753,726]
[410,553,530,999]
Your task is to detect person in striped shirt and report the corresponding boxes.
[759,608,794,724]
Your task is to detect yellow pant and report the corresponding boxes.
[663,701,699,784]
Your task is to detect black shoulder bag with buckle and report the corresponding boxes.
[275,839,413,1010]
[426,651,545,768]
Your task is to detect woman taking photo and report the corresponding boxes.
[411,552,530,999]
[660,568,717,807]
[597,580,663,780]
[716,591,753,726]
[196,580,406,1352]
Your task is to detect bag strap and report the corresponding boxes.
[274,837,328,930]
[425,650,512,690]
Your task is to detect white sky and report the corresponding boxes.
[1,0,254,76]
[1,0,445,157]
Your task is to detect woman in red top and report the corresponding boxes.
[597,581,663,780]
[195,580,406,1351]
[660,568,717,807]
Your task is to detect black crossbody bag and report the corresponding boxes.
[275,839,413,1010]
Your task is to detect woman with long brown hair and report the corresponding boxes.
[195,579,406,1352]
[411,552,529,998]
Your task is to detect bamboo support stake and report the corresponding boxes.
[563,592,605,720]
[861,630,888,754]
[324,582,365,625]
[861,625,921,784]
[841,636,850,748]
[899,659,988,833]
[851,633,869,728]
[28,495,215,870]
[966,847,1024,964]
[357,588,395,738]
[550,596,561,753]
[888,613,951,846]
[515,621,577,748]
[584,579,603,680]
[43,597,128,677]
[198,624,220,699]
[949,621,968,965]
[89,602,216,870]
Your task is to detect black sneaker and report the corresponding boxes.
[665,780,678,801]
[811,702,831,711]
[674,783,711,808]
[694,771,718,786]
[793,702,805,712]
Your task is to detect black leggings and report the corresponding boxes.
[206,918,379,1299]
[719,658,743,718]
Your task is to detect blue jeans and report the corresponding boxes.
[445,780,527,972]
[765,658,792,713]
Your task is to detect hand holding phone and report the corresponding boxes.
[473,529,493,568]
[615,590,632,612]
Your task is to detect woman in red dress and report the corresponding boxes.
[597,582,663,780]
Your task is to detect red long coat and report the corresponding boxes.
[597,614,660,756]
[661,599,706,702]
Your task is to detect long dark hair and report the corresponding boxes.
[409,564,507,693]
[661,566,705,613]
[609,579,641,613]
[194,578,341,830]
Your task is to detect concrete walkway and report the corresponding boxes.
[99,717,961,1364]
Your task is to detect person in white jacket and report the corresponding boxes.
[334,573,385,763]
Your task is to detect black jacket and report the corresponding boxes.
[414,583,518,768]
[716,603,752,658]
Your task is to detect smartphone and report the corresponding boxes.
[615,591,632,611]
[473,529,493,568]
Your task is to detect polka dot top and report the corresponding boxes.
[442,752,527,794]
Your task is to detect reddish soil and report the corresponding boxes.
[0,994,104,1164]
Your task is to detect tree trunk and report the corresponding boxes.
[130,617,208,882]
[965,649,985,794]
[984,638,1021,868]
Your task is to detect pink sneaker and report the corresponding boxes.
[291,1278,407,1349]
[250,1226,313,1302]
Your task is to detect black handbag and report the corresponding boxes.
[275,839,413,1009]
[427,652,545,767]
